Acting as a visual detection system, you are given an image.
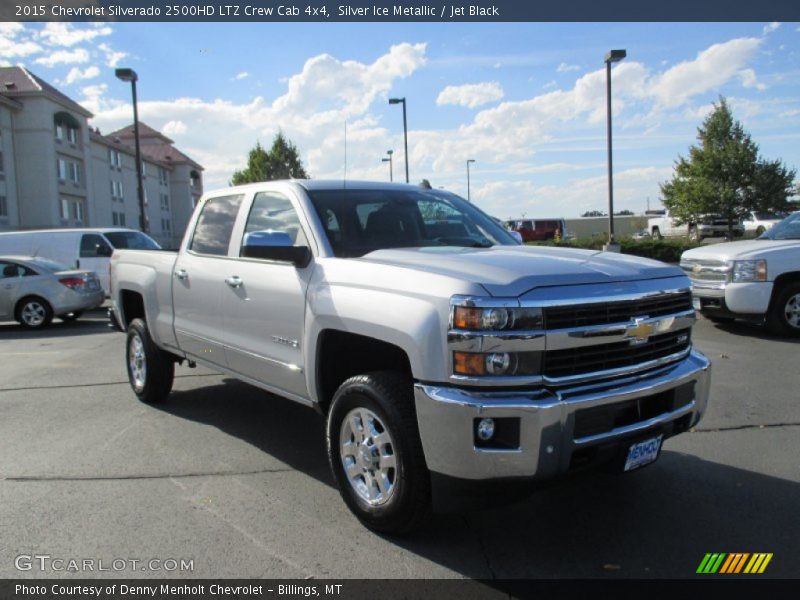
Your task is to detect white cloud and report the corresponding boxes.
[763,22,780,35]
[80,84,108,114]
[64,66,100,85]
[436,82,504,108]
[0,23,42,58]
[233,71,249,80]
[97,43,128,68]
[34,48,90,67]
[557,62,580,73]
[162,120,188,136]
[649,37,762,108]
[38,23,112,47]
[738,68,767,91]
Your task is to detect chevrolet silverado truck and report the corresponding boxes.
[111,180,711,533]
[681,211,800,336]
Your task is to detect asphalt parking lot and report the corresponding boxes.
[0,309,798,580]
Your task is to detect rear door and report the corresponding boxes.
[221,190,314,399]
[0,261,22,319]
[79,233,113,292]
[172,193,245,367]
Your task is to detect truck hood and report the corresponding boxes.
[682,239,800,262]
[357,245,683,297]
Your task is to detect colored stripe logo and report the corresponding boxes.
[697,553,773,574]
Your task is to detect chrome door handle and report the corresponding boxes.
[225,275,243,288]
[174,269,189,280]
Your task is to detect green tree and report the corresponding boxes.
[230,132,309,184]
[660,98,796,234]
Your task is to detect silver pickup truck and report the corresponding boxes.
[111,180,711,533]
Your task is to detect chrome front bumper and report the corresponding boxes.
[414,349,711,481]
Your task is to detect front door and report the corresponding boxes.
[222,190,312,399]
[172,193,245,367]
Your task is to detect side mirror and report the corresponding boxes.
[509,231,523,245]
[241,230,311,268]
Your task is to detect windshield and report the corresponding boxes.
[30,258,70,272]
[103,231,161,250]
[758,212,800,240]
[307,188,518,258]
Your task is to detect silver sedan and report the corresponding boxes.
[0,256,105,329]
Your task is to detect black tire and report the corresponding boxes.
[652,227,663,240]
[326,371,430,534]
[60,310,84,322]
[15,296,53,329]
[125,318,175,403]
[766,282,800,337]
[688,226,700,242]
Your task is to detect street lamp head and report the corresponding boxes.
[387,149,393,156]
[604,49,627,64]
[388,97,405,105]
[115,68,138,82]
[467,159,476,165]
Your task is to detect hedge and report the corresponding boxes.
[526,237,702,263]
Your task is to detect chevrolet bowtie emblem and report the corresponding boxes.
[693,264,702,273]
[625,318,654,345]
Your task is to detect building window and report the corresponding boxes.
[69,162,81,184]
[162,218,171,234]
[58,159,81,184]
[141,161,147,177]
[60,198,69,220]
[112,211,126,227]
[55,123,65,141]
[159,167,169,185]
[71,200,83,222]
[110,180,123,199]
[54,113,80,146]
[67,127,78,144]
[57,159,67,180]
[0,149,4,174]
[0,195,7,218]
[109,148,122,167]
[160,193,169,211]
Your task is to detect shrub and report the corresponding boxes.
[526,237,702,263]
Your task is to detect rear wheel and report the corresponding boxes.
[126,318,175,403]
[16,296,53,329]
[326,371,430,534]
[767,283,800,337]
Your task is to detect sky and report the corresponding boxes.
[1,21,799,219]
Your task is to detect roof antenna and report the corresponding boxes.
[343,120,347,189]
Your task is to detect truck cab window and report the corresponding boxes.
[190,194,244,256]
[80,234,113,257]
[243,191,308,248]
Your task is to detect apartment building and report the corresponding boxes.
[0,66,203,248]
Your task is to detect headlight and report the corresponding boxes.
[452,306,542,330]
[732,260,767,282]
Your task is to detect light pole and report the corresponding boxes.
[388,97,409,183]
[381,149,394,182]
[604,49,626,251]
[115,67,147,233]
[466,159,475,202]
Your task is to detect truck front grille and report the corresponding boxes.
[543,291,693,330]
[543,330,691,379]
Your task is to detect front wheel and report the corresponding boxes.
[126,318,175,403]
[767,283,800,337]
[326,372,430,534]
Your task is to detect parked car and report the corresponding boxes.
[649,213,744,241]
[0,255,104,329]
[681,211,800,335]
[0,228,161,294]
[111,180,710,533]
[630,229,651,241]
[506,218,567,242]
[742,211,784,237]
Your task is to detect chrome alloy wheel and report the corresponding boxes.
[785,292,800,329]
[340,408,397,506]
[128,333,147,392]
[20,301,46,327]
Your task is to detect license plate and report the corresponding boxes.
[624,434,663,472]
[692,297,701,310]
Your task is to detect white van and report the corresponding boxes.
[0,228,160,294]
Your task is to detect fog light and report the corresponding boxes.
[477,418,495,441]
[485,352,511,375]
